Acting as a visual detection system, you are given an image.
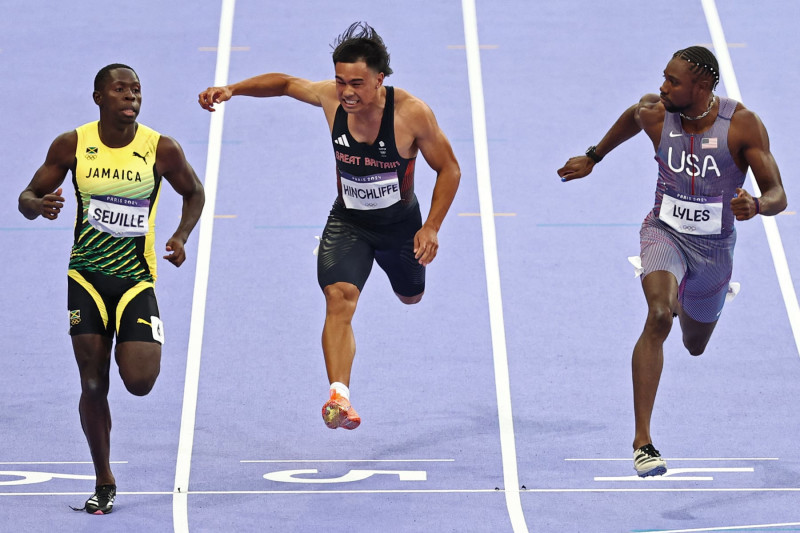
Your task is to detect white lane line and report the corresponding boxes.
[4,487,800,497]
[0,461,128,465]
[702,0,800,358]
[566,457,779,462]
[172,1,236,531]
[460,1,528,532]
[163,488,800,494]
[642,521,800,533]
[241,459,455,463]
[0,491,176,496]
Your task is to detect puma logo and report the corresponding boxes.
[133,151,150,165]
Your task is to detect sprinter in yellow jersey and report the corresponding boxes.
[18,64,205,514]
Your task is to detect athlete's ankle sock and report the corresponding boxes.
[330,382,350,400]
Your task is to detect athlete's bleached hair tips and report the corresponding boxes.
[673,46,719,90]
[332,21,393,76]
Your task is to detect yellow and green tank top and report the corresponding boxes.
[70,121,162,282]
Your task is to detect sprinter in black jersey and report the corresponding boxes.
[198,22,460,430]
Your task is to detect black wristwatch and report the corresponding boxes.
[585,145,603,163]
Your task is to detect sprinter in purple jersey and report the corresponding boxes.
[198,22,460,430]
[558,46,786,477]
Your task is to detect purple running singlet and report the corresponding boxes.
[638,96,747,323]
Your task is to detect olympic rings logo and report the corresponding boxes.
[680,225,697,232]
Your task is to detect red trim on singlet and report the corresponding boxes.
[689,135,696,196]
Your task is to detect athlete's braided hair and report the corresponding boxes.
[331,21,393,76]
[94,63,138,92]
[673,46,719,90]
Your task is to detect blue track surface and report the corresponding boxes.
[2,1,799,531]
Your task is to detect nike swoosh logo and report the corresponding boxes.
[669,131,682,138]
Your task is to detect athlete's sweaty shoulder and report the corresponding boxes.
[50,130,79,167]
[393,88,426,116]
[728,102,766,163]
[306,79,338,106]
[728,101,758,140]
[635,93,666,144]
[309,79,340,130]
[393,88,438,139]
[155,135,187,176]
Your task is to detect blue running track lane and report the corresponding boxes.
[2,1,799,531]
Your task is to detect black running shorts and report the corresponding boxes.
[317,208,425,297]
[67,269,163,344]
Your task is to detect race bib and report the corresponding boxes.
[659,189,722,235]
[340,170,401,210]
[88,195,150,237]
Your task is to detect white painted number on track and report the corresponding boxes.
[263,469,427,484]
[0,470,96,486]
[595,467,754,482]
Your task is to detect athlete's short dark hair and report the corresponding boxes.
[673,46,719,90]
[94,63,138,92]
[331,22,393,76]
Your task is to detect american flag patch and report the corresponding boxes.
[701,137,718,149]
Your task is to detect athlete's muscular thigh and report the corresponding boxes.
[677,310,717,356]
[114,287,163,395]
[640,271,680,338]
[374,208,425,299]
[317,216,375,291]
[115,341,161,396]
[72,334,113,396]
[641,270,680,311]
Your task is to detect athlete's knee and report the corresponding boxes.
[122,373,159,396]
[397,291,423,305]
[74,354,111,398]
[683,335,710,356]
[644,304,674,338]
[80,375,110,399]
[686,344,706,356]
[324,283,359,318]
[679,315,716,356]
[119,362,160,396]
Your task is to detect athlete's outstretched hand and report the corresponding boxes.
[414,224,439,266]
[164,237,187,267]
[557,156,596,182]
[198,86,232,112]
[40,187,65,220]
[731,188,759,221]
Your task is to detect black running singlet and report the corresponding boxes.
[330,86,418,224]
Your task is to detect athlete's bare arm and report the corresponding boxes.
[727,107,787,220]
[198,74,340,125]
[18,131,76,220]
[558,94,664,182]
[399,95,461,266]
[156,136,206,267]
